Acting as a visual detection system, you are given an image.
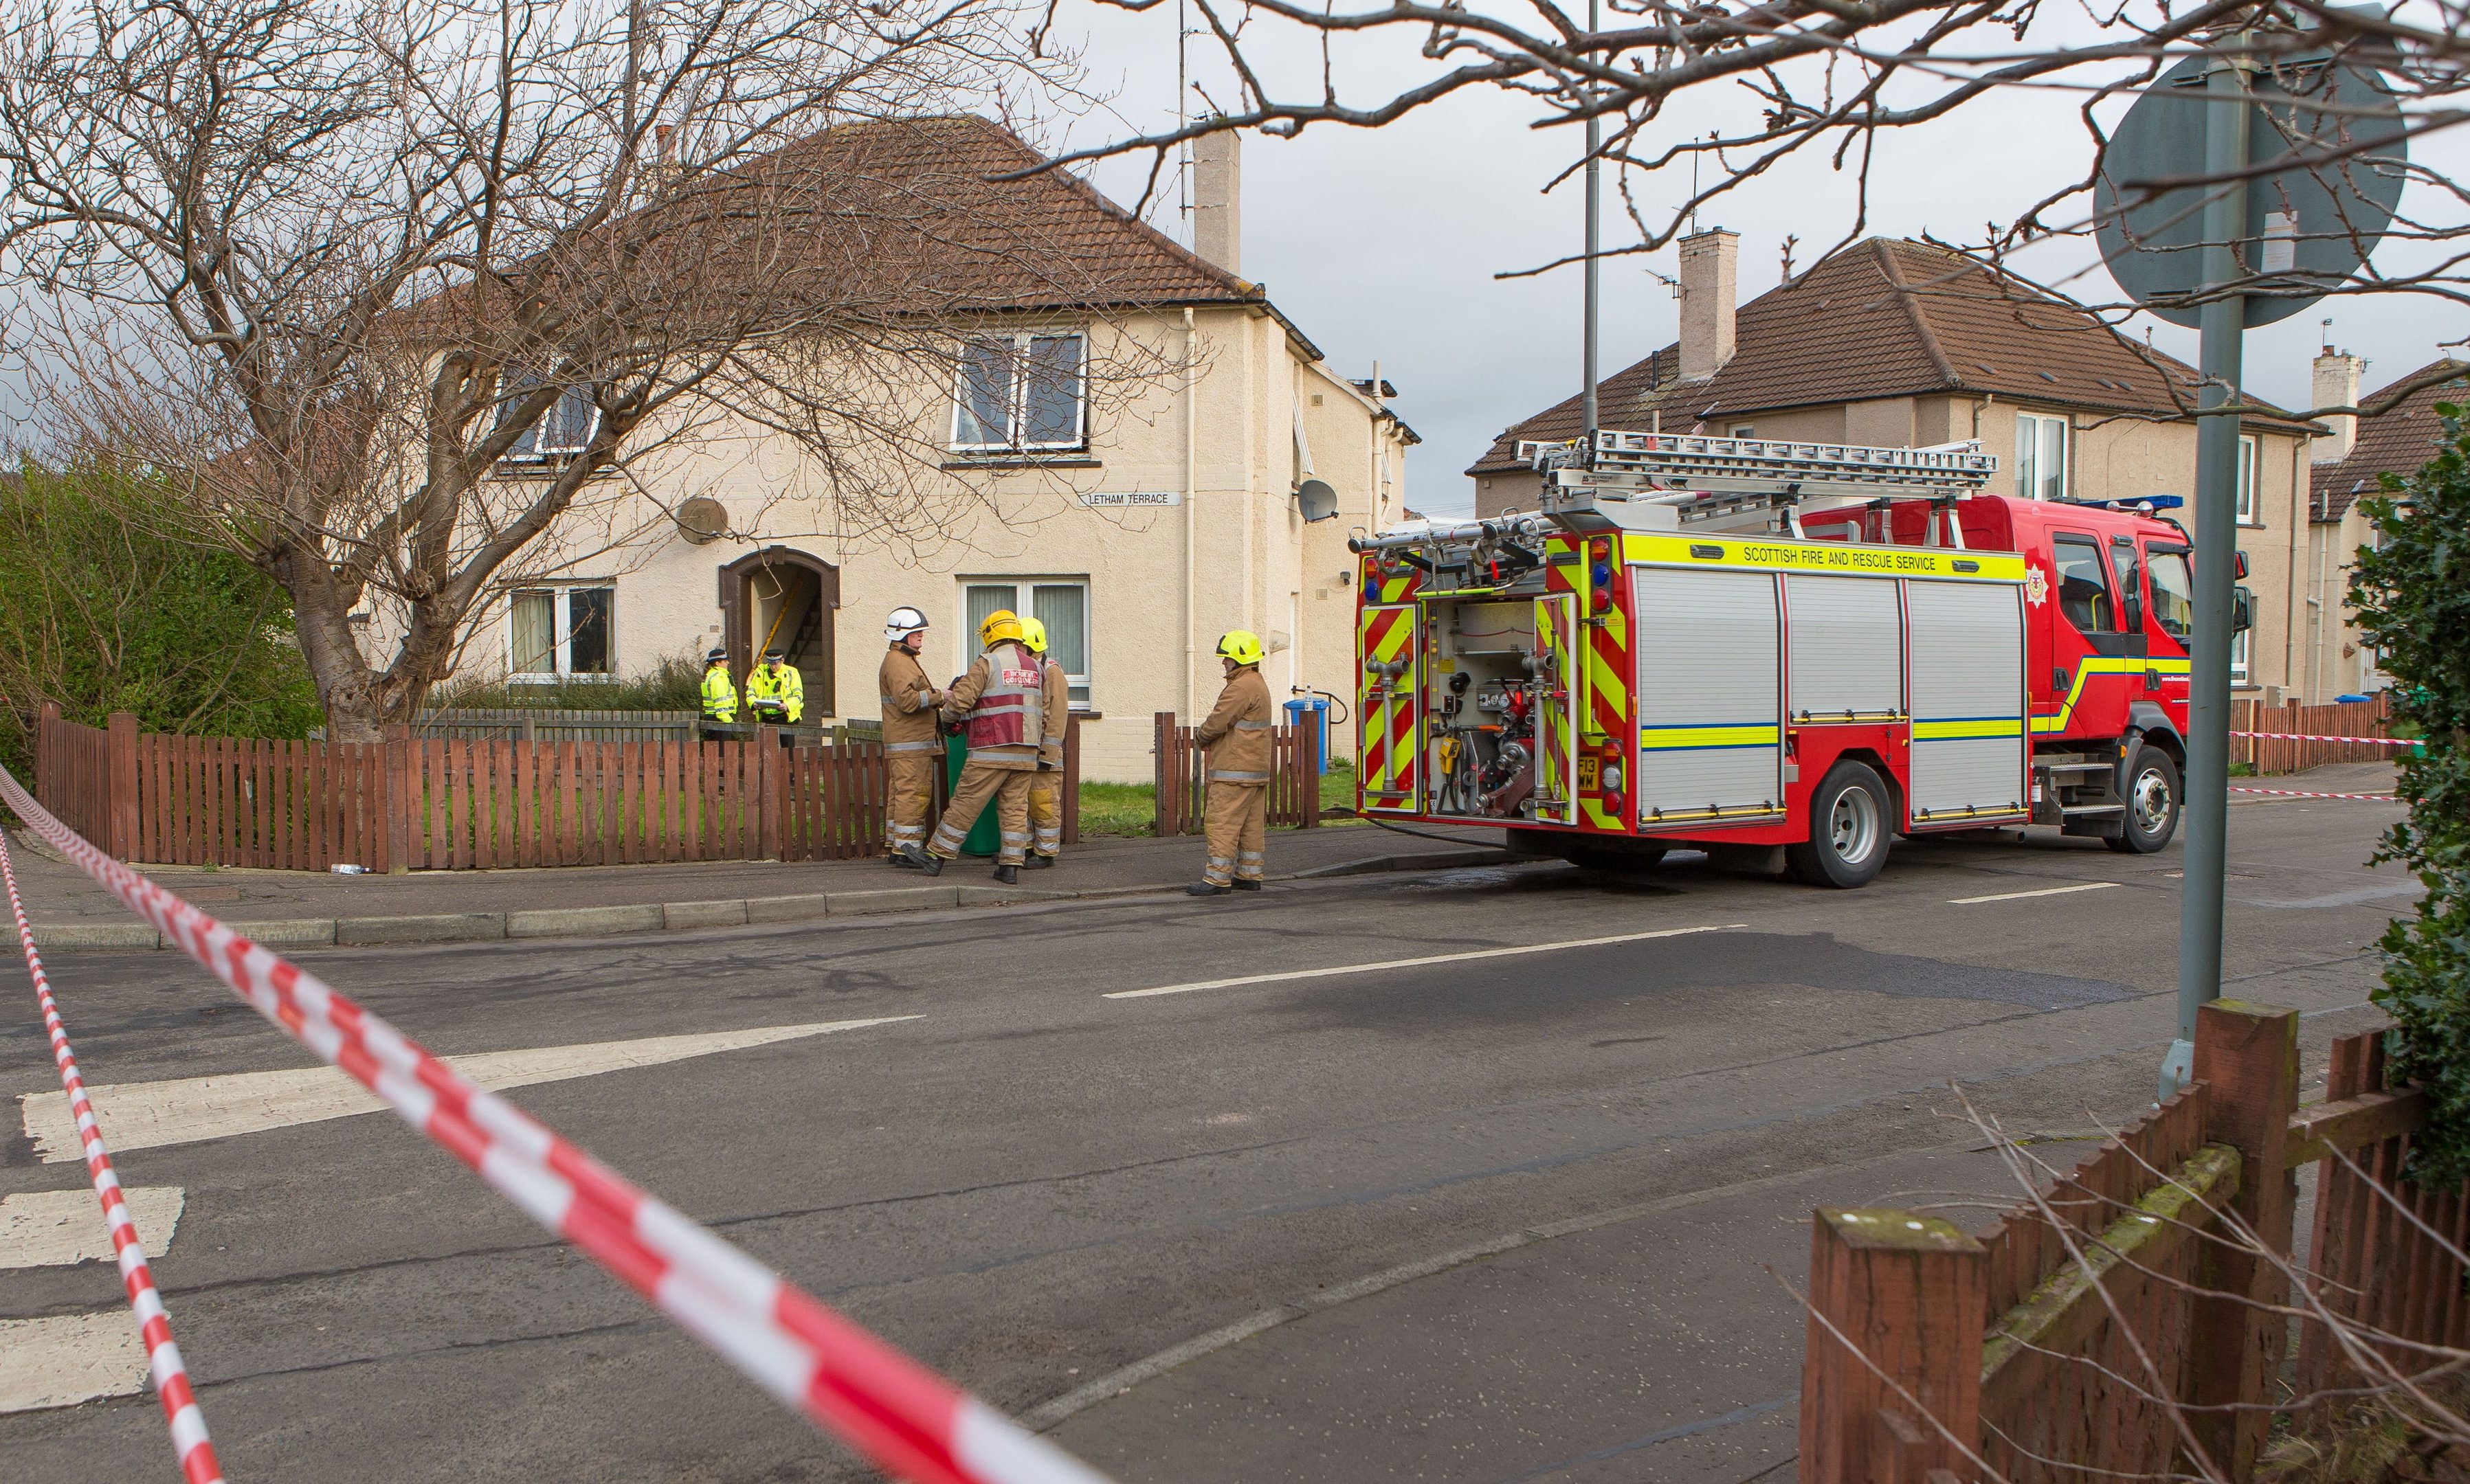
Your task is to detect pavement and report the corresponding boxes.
[3,818,1509,951]
[0,769,2412,1484]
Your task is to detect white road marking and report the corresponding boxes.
[1948,881,2123,905]
[0,1187,184,1269]
[1104,924,1746,1000]
[0,1312,148,1413]
[19,1016,919,1162]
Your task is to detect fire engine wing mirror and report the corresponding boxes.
[2232,584,2256,633]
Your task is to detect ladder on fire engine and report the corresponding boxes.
[1517,431,1999,535]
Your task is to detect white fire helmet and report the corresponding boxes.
[884,606,930,643]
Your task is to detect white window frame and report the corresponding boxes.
[2235,434,2260,525]
[2229,625,2250,685]
[500,382,600,463]
[948,330,1088,453]
[508,585,617,681]
[2015,412,2069,501]
[960,578,1091,706]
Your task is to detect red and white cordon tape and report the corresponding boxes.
[0,829,225,1483]
[2227,787,2401,802]
[2229,730,2416,746]
[0,765,1109,1484]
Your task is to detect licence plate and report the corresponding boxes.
[1577,754,1601,790]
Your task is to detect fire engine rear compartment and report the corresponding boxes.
[1420,595,1558,822]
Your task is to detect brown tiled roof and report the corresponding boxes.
[1469,348,1680,475]
[1471,237,2313,475]
[2310,359,2470,520]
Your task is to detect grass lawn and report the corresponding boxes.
[1075,761,1364,837]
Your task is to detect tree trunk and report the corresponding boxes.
[280,550,388,745]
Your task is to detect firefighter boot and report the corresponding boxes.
[1185,881,1230,897]
[992,864,1019,885]
[1232,880,1261,891]
[1023,853,1055,870]
[904,846,942,875]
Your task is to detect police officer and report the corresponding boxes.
[1188,630,1273,896]
[880,607,944,868]
[1019,618,1069,868]
[746,648,804,726]
[902,611,1044,884]
[699,648,738,737]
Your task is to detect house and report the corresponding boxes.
[1468,233,2324,700]
[2302,350,2467,701]
[494,117,1415,780]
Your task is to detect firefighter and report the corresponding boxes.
[1188,629,1273,896]
[698,648,738,737]
[1019,617,1069,868]
[902,610,1042,883]
[746,648,804,726]
[879,607,944,868]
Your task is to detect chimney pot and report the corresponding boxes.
[1678,228,1739,383]
[1192,130,1241,276]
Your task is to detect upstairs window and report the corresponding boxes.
[2014,412,2068,500]
[500,379,599,462]
[952,333,1086,452]
[2235,434,2260,524]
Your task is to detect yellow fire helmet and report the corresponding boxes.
[978,609,1024,647]
[1216,629,1265,666]
[1020,618,1049,654]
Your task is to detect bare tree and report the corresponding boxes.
[0,0,1171,741]
[1041,0,2467,415]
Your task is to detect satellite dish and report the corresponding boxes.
[674,496,728,544]
[1295,479,1339,523]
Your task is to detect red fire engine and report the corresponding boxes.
[1350,433,2247,887]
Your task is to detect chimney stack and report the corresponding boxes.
[2311,328,2363,464]
[1678,228,1739,383]
[1192,130,1241,276]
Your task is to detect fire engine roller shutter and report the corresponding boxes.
[1904,578,2029,822]
[1632,566,1783,822]
[1785,575,1904,719]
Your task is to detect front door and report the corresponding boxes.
[1532,594,1579,824]
[1357,602,1421,812]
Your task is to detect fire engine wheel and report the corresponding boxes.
[1787,762,1892,889]
[2106,745,2181,855]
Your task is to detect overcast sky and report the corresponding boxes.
[1051,0,2470,519]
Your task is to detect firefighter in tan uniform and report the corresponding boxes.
[1188,630,1274,896]
[879,607,944,868]
[902,610,1043,884]
[1020,618,1070,868]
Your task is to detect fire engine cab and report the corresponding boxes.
[1350,431,2240,888]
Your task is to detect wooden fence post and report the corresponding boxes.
[34,701,60,802]
[1152,711,1175,837]
[2184,999,2301,1480]
[107,712,139,862]
[756,726,782,861]
[1801,1208,1987,1484]
[1061,712,1085,847]
[383,723,413,874]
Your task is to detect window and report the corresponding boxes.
[509,586,614,678]
[2014,413,2069,500]
[1730,425,1756,439]
[963,579,1090,706]
[2110,536,2144,631]
[500,380,599,461]
[2146,544,2194,640]
[2051,534,2117,633]
[950,333,1086,451]
[2235,434,2259,524]
[2231,627,2250,684]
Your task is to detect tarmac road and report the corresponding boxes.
[0,799,2407,1483]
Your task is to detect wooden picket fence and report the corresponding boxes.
[1802,1003,2441,1484]
[410,708,702,743]
[1150,711,1323,836]
[27,705,1082,870]
[2230,693,2401,774]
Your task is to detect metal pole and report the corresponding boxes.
[2162,51,2251,1100]
[1581,0,1601,438]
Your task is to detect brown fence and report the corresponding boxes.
[1150,712,1323,836]
[1801,1002,2442,1484]
[2231,693,2400,774]
[28,706,1083,870]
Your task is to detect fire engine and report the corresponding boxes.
[1349,432,2244,887]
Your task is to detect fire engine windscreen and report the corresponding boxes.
[1425,599,1548,820]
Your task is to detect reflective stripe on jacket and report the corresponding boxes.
[879,647,942,752]
[700,666,738,722]
[747,664,804,723]
[1197,664,1273,785]
[941,642,1043,768]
